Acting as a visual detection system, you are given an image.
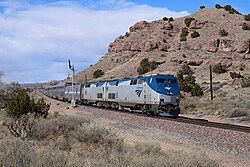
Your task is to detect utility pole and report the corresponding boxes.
[68,60,76,107]
[210,64,213,101]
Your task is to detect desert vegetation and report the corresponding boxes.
[0,100,218,167]
[200,6,205,9]
[168,17,174,22]
[191,31,200,38]
[214,4,241,14]
[93,69,104,78]
[137,58,158,75]
[184,18,195,27]
[241,77,250,88]
[181,95,250,119]
[242,23,250,30]
[215,4,222,9]
[6,90,49,119]
[212,63,227,74]
[219,29,228,36]
[177,64,203,96]
[230,72,244,79]
[163,17,168,21]
[180,27,188,42]
[244,14,250,21]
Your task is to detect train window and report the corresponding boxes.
[85,83,91,88]
[138,79,144,84]
[108,93,115,99]
[168,79,177,84]
[97,93,103,98]
[90,83,97,88]
[156,78,167,83]
[130,80,137,85]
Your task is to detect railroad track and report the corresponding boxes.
[173,116,250,133]
[130,112,250,133]
[41,91,250,133]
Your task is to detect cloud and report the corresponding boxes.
[0,0,189,83]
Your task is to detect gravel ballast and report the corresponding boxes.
[77,106,250,157]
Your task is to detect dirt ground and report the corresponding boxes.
[33,90,250,167]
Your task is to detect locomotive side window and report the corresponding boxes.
[85,83,91,88]
[168,79,177,84]
[138,79,144,84]
[108,93,115,99]
[97,93,103,98]
[130,80,137,85]
[156,78,167,83]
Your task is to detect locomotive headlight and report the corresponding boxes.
[167,92,172,95]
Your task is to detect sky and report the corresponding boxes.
[0,0,249,83]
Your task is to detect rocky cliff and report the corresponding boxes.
[72,8,249,87]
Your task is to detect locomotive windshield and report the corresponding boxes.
[156,78,177,84]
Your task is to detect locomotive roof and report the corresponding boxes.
[83,74,176,85]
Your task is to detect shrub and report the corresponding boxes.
[239,64,245,71]
[200,6,205,9]
[93,69,104,78]
[242,23,250,30]
[6,90,50,119]
[3,115,35,139]
[215,4,222,9]
[180,27,189,42]
[224,5,232,11]
[181,27,189,36]
[163,17,168,21]
[6,81,22,95]
[223,5,241,14]
[228,10,234,14]
[125,32,130,37]
[230,72,243,79]
[191,31,200,38]
[180,35,187,42]
[137,58,158,75]
[177,65,203,96]
[212,63,227,74]
[182,64,193,75]
[191,84,203,96]
[219,29,228,36]
[241,78,250,88]
[225,108,248,118]
[184,73,196,84]
[30,116,88,140]
[244,14,250,21]
[169,17,174,22]
[184,18,195,27]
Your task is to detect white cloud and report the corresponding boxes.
[0,0,189,83]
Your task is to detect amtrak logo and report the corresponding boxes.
[135,87,143,97]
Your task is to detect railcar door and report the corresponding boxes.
[104,82,107,101]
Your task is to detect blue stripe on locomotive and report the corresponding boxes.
[113,74,180,96]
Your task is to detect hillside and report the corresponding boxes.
[68,7,250,117]
[73,8,249,82]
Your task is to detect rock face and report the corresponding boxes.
[72,8,250,85]
[108,8,250,55]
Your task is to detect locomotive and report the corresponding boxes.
[44,74,181,117]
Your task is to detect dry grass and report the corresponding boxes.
[0,114,218,167]
[180,95,250,121]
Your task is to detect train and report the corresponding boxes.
[44,74,181,117]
